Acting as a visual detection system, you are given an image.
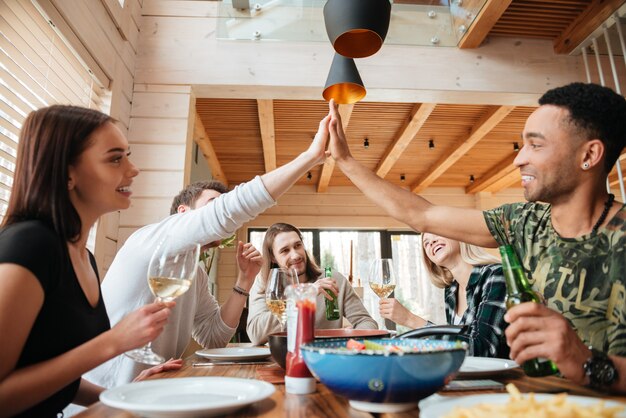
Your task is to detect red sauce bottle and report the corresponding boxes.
[284,283,317,394]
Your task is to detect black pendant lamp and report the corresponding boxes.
[322,53,366,105]
[324,0,391,59]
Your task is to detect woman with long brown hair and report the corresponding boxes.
[0,105,174,417]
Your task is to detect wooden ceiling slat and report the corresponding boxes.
[554,0,626,53]
[488,0,592,41]
[466,153,517,193]
[459,0,514,49]
[375,103,436,178]
[411,106,515,193]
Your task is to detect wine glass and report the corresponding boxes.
[125,239,201,365]
[265,267,298,328]
[368,258,397,330]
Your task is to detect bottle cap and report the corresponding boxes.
[285,376,316,394]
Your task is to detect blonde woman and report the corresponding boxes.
[380,232,509,358]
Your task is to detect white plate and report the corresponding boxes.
[195,347,271,361]
[419,393,626,418]
[100,376,275,418]
[458,356,519,377]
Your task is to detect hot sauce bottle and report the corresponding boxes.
[284,283,317,394]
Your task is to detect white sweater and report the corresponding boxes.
[84,176,275,388]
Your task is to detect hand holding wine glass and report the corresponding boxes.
[369,258,396,299]
[368,258,397,330]
[125,238,201,365]
[265,267,298,329]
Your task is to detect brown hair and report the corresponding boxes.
[421,234,500,288]
[169,180,229,215]
[2,105,112,242]
[258,223,322,292]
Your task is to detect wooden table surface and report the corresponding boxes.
[75,354,626,418]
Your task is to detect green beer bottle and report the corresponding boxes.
[499,245,558,377]
[324,266,340,320]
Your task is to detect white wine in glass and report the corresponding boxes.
[265,268,298,328]
[125,239,201,365]
[368,258,397,330]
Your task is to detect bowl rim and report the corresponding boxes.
[300,337,468,356]
[268,329,390,338]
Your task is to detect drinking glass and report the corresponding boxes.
[125,239,201,365]
[368,258,397,330]
[265,267,298,328]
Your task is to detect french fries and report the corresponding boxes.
[443,384,625,418]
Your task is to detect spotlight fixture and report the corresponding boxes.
[400,174,406,182]
[364,137,370,149]
[513,142,520,152]
[307,171,312,180]
[428,139,435,150]
[469,175,475,183]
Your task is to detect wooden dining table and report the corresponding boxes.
[75,348,626,418]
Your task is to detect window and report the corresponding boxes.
[389,233,446,332]
[0,0,108,222]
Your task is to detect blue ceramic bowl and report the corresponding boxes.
[301,338,466,413]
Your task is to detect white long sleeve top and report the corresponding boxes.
[84,176,275,388]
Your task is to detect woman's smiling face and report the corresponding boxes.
[422,233,461,268]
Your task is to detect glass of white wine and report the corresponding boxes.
[125,239,201,365]
[265,268,298,329]
[368,258,397,330]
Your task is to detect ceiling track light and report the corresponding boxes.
[513,142,520,152]
[469,175,475,183]
[400,174,406,182]
[307,171,312,180]
[428,139,435,149]
[364,137,370,149]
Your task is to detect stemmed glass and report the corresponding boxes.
[265,267,298,329]
[368,258,397,330]
[125,239,201,365]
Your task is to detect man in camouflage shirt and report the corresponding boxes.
[326,82,626,391]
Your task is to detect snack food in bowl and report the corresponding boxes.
[268,329,389,370]
[301,338,467,413]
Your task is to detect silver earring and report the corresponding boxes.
[582,162,590,170]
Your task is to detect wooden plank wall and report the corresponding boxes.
[41,0,142,277]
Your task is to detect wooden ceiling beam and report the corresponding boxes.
[483,168,521,193]
[554,0,626,54]
[458,0,514,49]
[257,99,276,172]
[194,114,228,185]
[412,105,515,193]
[317,104,354,193]
[375,103,437,178]
[466,153,517,194]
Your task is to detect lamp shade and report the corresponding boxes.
[323,0,391,59]
[322,54,366,105]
